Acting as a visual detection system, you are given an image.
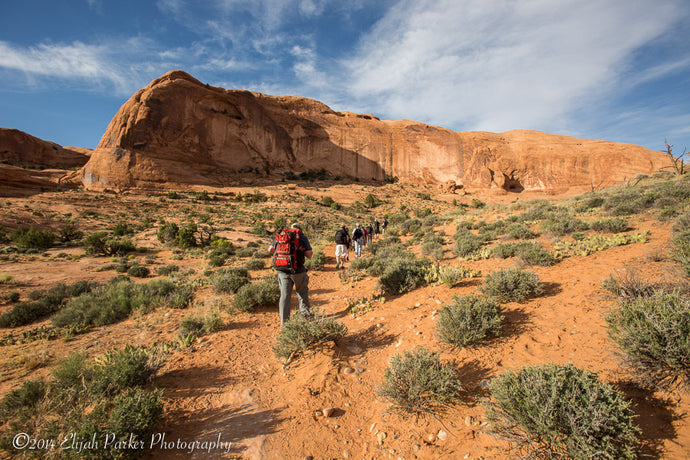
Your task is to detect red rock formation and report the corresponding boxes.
[77,70,671,191]
[0,128,90,170]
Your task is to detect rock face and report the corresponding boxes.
[77,70,670,191]
[0,128,90,170]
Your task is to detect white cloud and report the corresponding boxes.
[343,0,687,133]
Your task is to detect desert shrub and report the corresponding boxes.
[575,194,606,212]
[471,198,485,208]
[517,243,556,266]
[519,200,557,221]
[607,291,690,389]
[304,248,325,271]
[175,223,197,248]
[491,241,531,259]
[377,346,462,414]
[0,281,98,327]
[453,230,483,257]
[541,214,589,236]
[179,312,223,343]
[59,224,83,243]
[480,268,543,302]
[377,257,432,295]
[157,221,179,244]
[208,253,227,267]
[673,231,690,279]
[601,270,656,301]
[506,222,537,239]
[113,222,134,237]
[438,265,479,288]
[232,276,280,312]
[273,312,347,359]
[11,226,56,250]
[245,258,266,270]
[436,295,503,347]
[396,218,423,235]
[127,265,150,278]
[52,279,189,327]
[0,347,164,459]
[421,239,444,261]
[156,264,179,276]
[236,247,256,258]
[590,217,629,233]
[84,231,135,256]
[486,363,639,459]
[211,268,250,294]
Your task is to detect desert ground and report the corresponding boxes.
[1,175,689,460]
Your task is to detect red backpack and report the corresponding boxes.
[272,228,304,273]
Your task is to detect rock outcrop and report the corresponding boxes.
[77,70,670,191]
[0,128,90,170]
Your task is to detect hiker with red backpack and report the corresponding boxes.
[268,223,313,325]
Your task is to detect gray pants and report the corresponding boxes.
[278,271,311,325]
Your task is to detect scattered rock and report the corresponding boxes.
[323,407,336,418]
[342,450,351,458]
[437,429,448,441]
[465,415,476,426]
[413,444,421,453]
[377,432,387,445]
[346,344,363,354]
[426,433,436,443]
[477,380,490,390]
[369,423,377,432]
[314,410,323,417]
[341,366,355,375]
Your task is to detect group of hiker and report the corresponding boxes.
[334,218,388,269]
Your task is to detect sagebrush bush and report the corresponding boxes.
[541,213,589,236]
[156,264,179,276]
[377,346,462,415]
[127,265,150,278]
[506,223,537,239]
[517,243,556,266]
[453,230,483,257]
[245,258,266,270]
[211,267,250,294]
[438,265,478,288]
[436,295,503,347]
[486,363,639,459]
[601,270,656,301]
[607,291,690,389]
[377,256,432,295]
[590,217,629,233]
[273,312,347,359]
[232,276,280,312]
[52,279,190,327]
[84,231,135,256]
[0,281,98,327]
[421,239,444,261]
[11,226,56,250]
[480,268,543,302]
[304,248,326,270]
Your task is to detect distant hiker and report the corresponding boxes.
[381,218,388,235]
[365,224,374,245]
[334,224,349,269]
[372,218,380,240]
[268,223,313,325]
[352,223,365,258]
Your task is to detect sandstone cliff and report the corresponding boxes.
[0,128,90,170]
[76,70,670,191]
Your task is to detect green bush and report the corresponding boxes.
[84,231,135,256]
[377,257,432,295]
[245,258,266,270]
[52,279,190,327]
[157,221,179,244]
[590,217,629,233]
[59,224,83,243]
[607,291,690,389]
[127,265,150,278]
[438,265,479,288]
[0,281,98,327]
[517,243,556,266]
[232,276,280,312]
[486,363,639,459]
[304,248,326,271]
[113,222,134,237]
[601,270,656,301]
[211,268,250,294]
[179,312,223,343]
[273,312,347,359]
[480,268,543,302]
[156,264,179,276]
[673,231,690,279]
[0,347,164,459]
[421,240,444,261]
[541,214,589,236]
[506,223,537,239]
[377,346,462,414]
[11,226,56,250]
[453,230,483,257]
[436,295,503,347]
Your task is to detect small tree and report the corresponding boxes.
[663,139,686,175]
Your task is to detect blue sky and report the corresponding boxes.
[1,0,688,155]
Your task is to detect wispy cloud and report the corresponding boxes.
[343,0,688,135]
